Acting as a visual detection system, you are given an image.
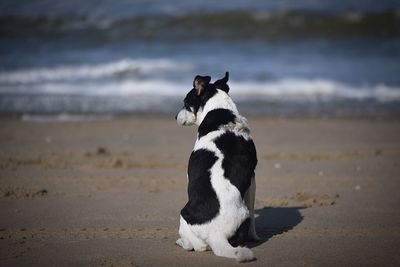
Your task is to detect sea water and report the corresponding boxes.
[0,0,399,117]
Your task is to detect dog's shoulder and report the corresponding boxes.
[214,131,257,197]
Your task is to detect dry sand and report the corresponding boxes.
[0,116,400,266]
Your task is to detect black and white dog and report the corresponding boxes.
[175,72,259,262]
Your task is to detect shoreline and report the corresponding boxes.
[1,108,400,123]
[1,93,400,120]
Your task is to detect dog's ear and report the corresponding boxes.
[214,72,230,93]
[193,75,211,95]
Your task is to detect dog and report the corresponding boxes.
[175,72,259,262]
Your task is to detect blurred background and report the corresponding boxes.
[0,0,399,119]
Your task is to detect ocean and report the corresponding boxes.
[0,0,399,118]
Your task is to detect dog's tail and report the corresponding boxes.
[208,234,255,262]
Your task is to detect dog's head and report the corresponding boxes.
[176,72,230,126]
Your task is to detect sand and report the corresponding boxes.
[0,116,400,266]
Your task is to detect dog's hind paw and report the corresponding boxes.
[193,244,208,252]
[176,238,194,251]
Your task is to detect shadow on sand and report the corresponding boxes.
[248,206,306,248]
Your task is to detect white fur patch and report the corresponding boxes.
[176,108,196,126]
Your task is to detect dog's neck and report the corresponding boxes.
[196,89,238,125]
[196,90,250,139]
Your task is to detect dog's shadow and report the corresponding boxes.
[248,206,305,248]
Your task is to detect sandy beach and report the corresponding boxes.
[1,115,400,266]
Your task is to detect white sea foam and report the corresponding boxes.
[1,62,400,103]
[231,79,400,102]
[5,78,399,102]
[0,80,188,95]
[0,58,193,84]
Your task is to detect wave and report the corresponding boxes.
[0,59,193,84]
[21,113,113,122]
[1,77,399,103]
[1,10,399,41]
[232,79,400,102]
[1,78,400,115]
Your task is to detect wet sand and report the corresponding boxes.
[0,116,400,266]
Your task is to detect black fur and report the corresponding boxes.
[198,109,236,138]
[183,86,217,115]
[215,132,257,198]
[193,75,211,95]
[214,72,230,93]
[228,218,250,247]
[181,149,220,225]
